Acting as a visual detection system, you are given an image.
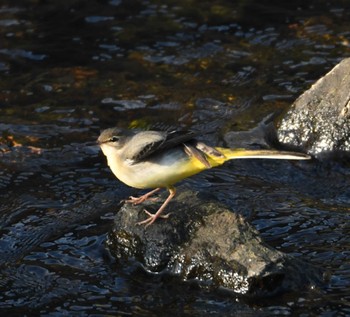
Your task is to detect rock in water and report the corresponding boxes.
[106,188,324,296]
[278,58,350,157]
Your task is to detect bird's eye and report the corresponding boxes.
[109,136,119,142]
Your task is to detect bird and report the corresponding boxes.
[97,127,310,226]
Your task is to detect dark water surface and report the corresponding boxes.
[1,0,350,315]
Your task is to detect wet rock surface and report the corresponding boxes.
[107,187,324,296]
[224,114,280,150]
[277,58,350,157]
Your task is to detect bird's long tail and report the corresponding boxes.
[209,147,311,167]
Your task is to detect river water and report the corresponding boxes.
[1,0,349,315]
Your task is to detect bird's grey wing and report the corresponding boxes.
[123,130,198,162]
[158,130,198,151]
[121,130,167,162]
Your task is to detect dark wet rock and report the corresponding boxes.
[107,188,324,296]
[277,58,350,157]
[224,114,279,150]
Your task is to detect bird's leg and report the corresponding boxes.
[137,186,176,227]
[126,188,161,205]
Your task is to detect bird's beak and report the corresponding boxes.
[96,139,107,145]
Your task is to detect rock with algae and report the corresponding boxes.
[278,58,350,157]
[106,188,324,296]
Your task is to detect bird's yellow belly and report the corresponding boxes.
[111,148,209,189]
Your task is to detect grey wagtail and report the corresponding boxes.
[98,128,310,226]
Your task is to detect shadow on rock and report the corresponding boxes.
[106,187,325,298]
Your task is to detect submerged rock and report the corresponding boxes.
[224,114,279,150]
[107,188,324,296]
[278,58,350,157]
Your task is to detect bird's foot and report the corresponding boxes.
[137,209,171,227]
[125,195,159,205]
[124,188,161,205]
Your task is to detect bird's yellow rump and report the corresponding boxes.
[98,128,310,226]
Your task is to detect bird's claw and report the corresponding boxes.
[137,209,171,227]
[125,195,159,205]
[124,188,161,205]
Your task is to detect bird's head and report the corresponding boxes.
[97,127,127,149]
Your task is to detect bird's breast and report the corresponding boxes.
[110,147,209,189]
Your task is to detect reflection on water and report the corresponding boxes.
[1,0,350,315]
